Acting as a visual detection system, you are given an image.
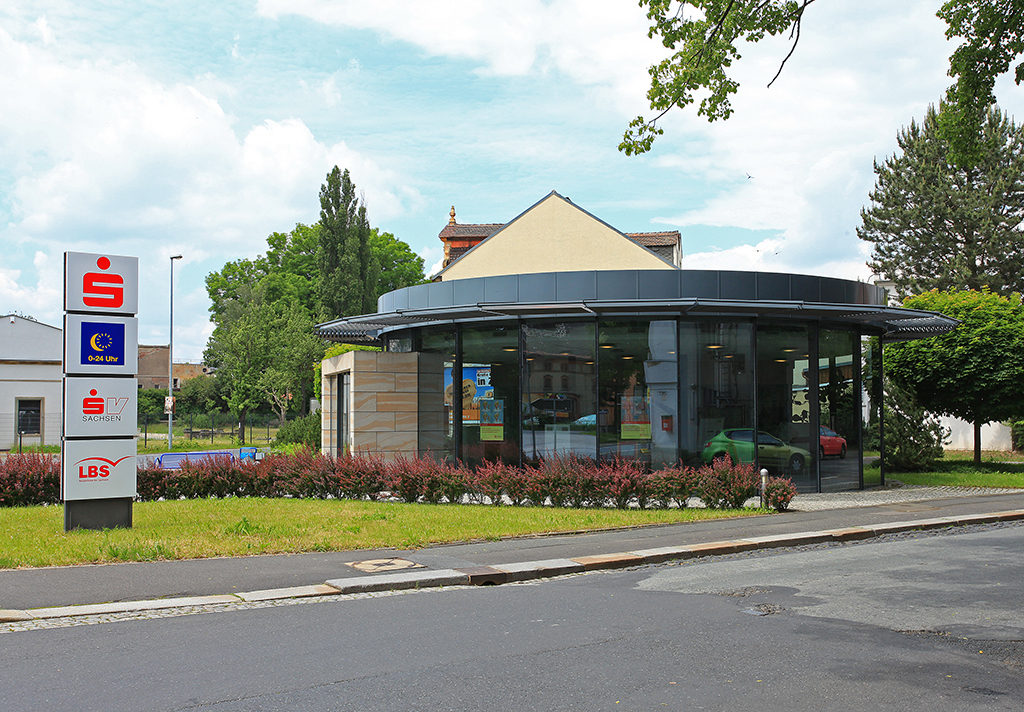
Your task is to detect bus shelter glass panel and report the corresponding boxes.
[598,320,678,468]
[459,325,520,467]
[522,321,597,463]
[819,329,860,491]
[862,336,883,486]
[756,324,816,491]
[418,329,456,462]
[679,320,755,468]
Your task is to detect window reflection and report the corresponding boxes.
[419,329,456,462]
[681,321,755,468]
[522,322,596,463]
[599,320,678,467]
[819,329,860,491]
[756,324,815,489]
[460,326,519,467]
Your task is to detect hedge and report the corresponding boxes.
[1,451,795,512]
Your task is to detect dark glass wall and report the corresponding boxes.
[459,325,520,467]
[598,320,679,467]
[755,324,816,490]
[418,329,457,462]
[818,329,860,491]
[681,321,755,467]
[521,321,597,463]
[390,315,874,491]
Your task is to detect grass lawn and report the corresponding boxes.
[0,499,766,569]
[884,449,1024,488]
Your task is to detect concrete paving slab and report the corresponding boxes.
[325,569,470,594]
[29,595,239,619]
[237,584,341,602]
[492,558,584,581]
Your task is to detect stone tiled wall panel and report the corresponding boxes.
[376,393,418,411]
[352,372,395,392]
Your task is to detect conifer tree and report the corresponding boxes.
[316,167,378,319]
[858,104,1024,300]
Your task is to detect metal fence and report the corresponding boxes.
[136,412,287,447]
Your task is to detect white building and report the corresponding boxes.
[0,314,63,450]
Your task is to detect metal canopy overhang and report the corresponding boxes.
[315,298,958,344]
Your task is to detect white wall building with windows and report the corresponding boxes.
[0,314,63,450]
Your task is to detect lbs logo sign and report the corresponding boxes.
[74,454,135,480]
[62,439,137,501]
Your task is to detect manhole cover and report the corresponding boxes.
[347,558,426,573]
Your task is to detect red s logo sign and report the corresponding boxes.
[82,256,124,308]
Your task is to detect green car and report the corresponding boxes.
[701,429,810,478]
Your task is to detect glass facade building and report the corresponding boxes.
[319,269,956,492]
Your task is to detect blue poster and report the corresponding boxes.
[80,321,126,366]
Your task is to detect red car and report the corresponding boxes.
[819,426,847,459]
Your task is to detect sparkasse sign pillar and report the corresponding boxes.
[63,252,139,531]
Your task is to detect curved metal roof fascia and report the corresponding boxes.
[316,298,957,343]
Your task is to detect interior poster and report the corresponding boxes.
[479,398,504,441]
[620,394,651,440]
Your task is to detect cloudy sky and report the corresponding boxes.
[2,1,1021,360]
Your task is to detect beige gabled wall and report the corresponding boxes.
[440,193,674,281]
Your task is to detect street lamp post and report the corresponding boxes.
[169,254,183,449]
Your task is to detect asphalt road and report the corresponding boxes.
[3,523,1023,711]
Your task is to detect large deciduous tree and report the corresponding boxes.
[317,167,378,319]
[621,1,1024,158]
[204,299,324,443]
[370,228,427,297]
[885,289,1024,463]
[858,104,1024,300]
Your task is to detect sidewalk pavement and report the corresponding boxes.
[3,486,1024,623]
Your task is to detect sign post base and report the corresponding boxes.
[64,497,133,531]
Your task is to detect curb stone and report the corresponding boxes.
[7,508,1024,624]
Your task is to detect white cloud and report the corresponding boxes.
[256,0,662,112]
[0,18,425,357]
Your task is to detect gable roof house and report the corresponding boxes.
[436,191,682,277]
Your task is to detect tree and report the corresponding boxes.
[858,105,1024,300]
[205,223,319,323]
[317,167,378,319]
[370,228,427,298]
[205,298,325,443]
[620,1,1024,157]
[939,0,1024,167]
[885,289,1024,463]
[175,374,225,414]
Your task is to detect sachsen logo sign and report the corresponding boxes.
[65,252,139,315]
[64,378,138,438]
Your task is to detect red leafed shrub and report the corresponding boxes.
[696,457,759,509]
[336,452,388,500]
[600,457,655,509]
[764,476,798,512]
[650,463,699,508]
[0,454,60,506]
[472,459,510,505]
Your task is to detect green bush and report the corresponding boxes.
[883,376,948,471]
[274,411,321,451]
